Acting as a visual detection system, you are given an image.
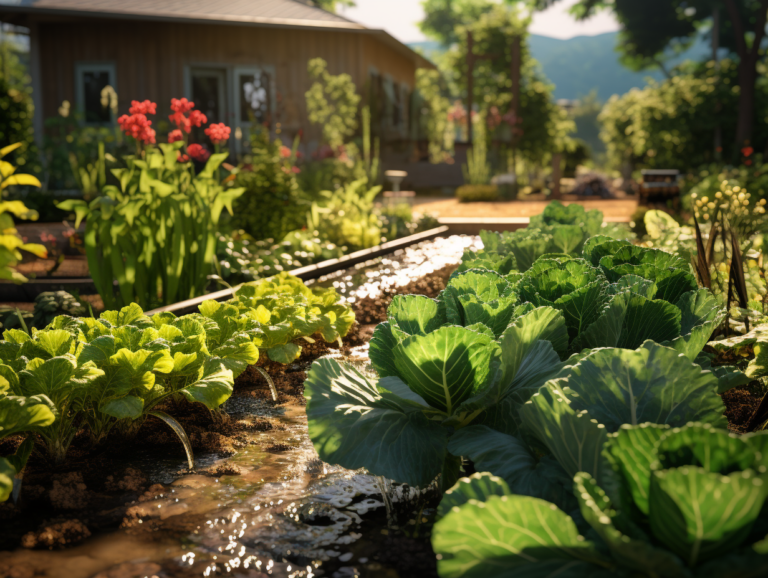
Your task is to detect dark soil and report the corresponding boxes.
[722,386,763,433]
[352,264,455,324]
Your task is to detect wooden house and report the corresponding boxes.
[0,0,432,152]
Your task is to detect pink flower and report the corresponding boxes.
[205,123,231,145]
[291,166,301,174]
[168,129,184,143]
[279,146,292,159]
[187,143,211,163]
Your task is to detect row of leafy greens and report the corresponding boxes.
[457,200,633,274]
[0,273,354,500]
[304,228,741,483]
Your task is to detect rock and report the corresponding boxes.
[20,519,91,549]
[49,472,89,510]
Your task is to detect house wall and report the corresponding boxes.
[32,15,418,145]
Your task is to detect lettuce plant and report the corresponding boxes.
[305,299,569,488]
[433,423,768,578]
[229,272,355,363]
[0,381,56,501]
[448,342,728,509]
[0,328,104,463]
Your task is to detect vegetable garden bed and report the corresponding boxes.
[3,201,768,578]
[0,234,475,578]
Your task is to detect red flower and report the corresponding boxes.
[168,129,184,143]
[205,123,231,145]
[177,153,190,163]
[746,159,753,166]
[187,143,211,163]
[168,97,207,134]
[279,146,292,159]
[129,100,157,115]
[189,109,207,128]
[742,146,754,157]
[171,98,195,114]
[291,166,301,174]
[118,113,156,145]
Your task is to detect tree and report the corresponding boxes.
[419,0,497,45]
[442,5,574,166]
[536,0,768,151]
[312,0,355,13]
[305,58,361,149]
[0,38,40,176]
[598,58,768,171]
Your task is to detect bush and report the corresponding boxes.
[456,184,499,202]
[230,130,306,241]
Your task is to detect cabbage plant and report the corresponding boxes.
[433,423,768,578]
[305,299,569,488]
[448,341,728,509]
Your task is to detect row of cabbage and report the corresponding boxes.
[0,273,354,502]
[304,205,768,577]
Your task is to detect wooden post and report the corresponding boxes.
[466,31,474,147]
[712,6,722,161]
[509,35,521,193]
[551,153,563,199]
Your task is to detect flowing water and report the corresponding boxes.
[0,236,478,578]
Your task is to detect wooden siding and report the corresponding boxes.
[33,15,418,143]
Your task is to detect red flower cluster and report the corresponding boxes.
[279,145,292,159]
[129,100,157,115]
[118,100,157,145]
[205,123,231,145]
[187,143,211,163]
[177,153,190,163]
[169,98,207,134]
[168,129,184,144]
[742,146,754,166]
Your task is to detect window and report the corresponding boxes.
[75,63,116,124]
[191,68,227,123]
[237,70,272,125]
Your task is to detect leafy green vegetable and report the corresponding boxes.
[305,303,567,488]
[433,423,768,577]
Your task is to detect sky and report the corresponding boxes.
[338,0,620,43]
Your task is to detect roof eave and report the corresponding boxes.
[0,5,366,32]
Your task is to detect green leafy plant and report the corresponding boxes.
[305,57,361,150]
[31,291,86,329]
[0,327,104,463]
[1,144,48,283]
[58,143,245,309]
[305,283,569,488]
[229,129,306,241]
[307,178,383,251]
[462,114,491,186]
[433,422,768,577]
[0,385,56,502]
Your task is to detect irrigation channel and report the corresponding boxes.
[0,234,480,578]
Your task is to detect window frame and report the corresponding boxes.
[74,61,117,126]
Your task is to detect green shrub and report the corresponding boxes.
[229,130,306,241]
[456,184,499,202]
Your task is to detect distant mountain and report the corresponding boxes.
[410,32,712,101]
